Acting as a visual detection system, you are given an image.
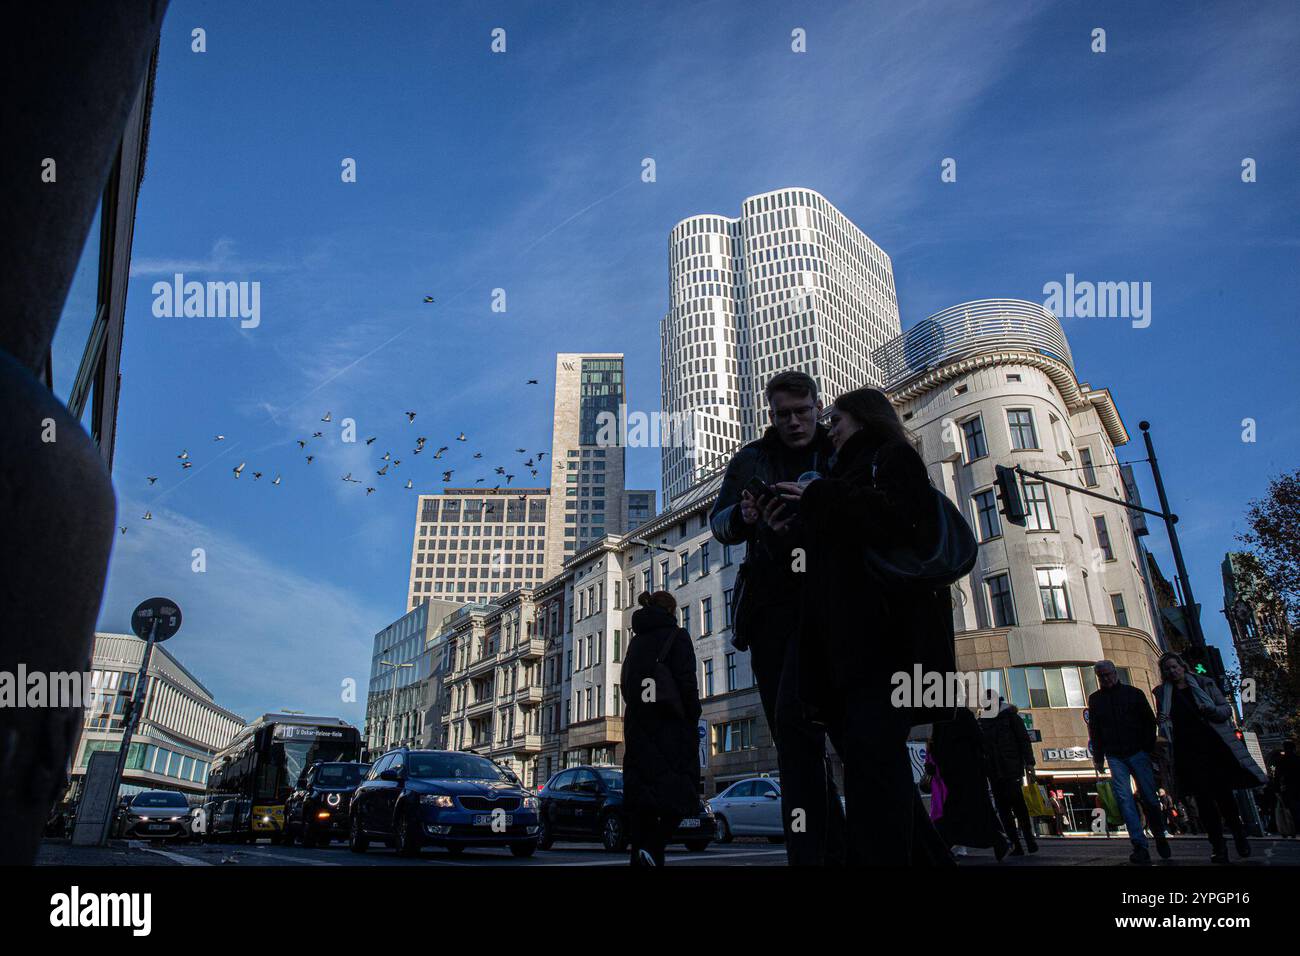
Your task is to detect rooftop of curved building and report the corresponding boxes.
[668,186,835,235]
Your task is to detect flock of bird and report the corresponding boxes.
[121,338,548,535]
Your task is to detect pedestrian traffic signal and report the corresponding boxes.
[994,465,1027,526]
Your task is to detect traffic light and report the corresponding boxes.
[994,464,1027,526]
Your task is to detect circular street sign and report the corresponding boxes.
[131,597,182,642]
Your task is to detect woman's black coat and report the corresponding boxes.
[619,605,702,818]
[929,708,1005,848]
[795,428,950,717]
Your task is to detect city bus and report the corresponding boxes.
[202,713,361,843]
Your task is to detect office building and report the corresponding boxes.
[660,188,902,504]
[71,633,245,798]
[363,599,461,757]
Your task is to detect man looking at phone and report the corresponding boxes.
[709,370,845,865]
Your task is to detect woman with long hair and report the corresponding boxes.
[619,590,701,866]
[771,386,952,865]
[1153,651,1267,863]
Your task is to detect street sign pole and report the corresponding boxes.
[97,597,182,845]
[98,616,157,846]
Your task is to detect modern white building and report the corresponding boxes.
[71,633,245,797]
[660,188,901,504]
[874,298,1167,830]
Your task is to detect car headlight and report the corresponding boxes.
[703,801,713,814]
[326,792,341,807]
[522,796,539,810]
[420,794,454,808]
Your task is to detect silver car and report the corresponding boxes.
[710,777,783,842]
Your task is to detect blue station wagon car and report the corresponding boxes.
[349,748,540,857]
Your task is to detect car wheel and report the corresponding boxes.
[396,810,423,858]
[537,815,555,850]
[349,814,369,853]
[510,840,538,858]
[715,815,733,844]
[684,840,710,852]
[601,813,627,853]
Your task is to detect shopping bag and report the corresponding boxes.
[1022,783,1052,818]
[1096,780,1124,828]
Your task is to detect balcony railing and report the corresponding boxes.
[871,299,1074,391]
[465,697,495,718]
[512,685,542,706]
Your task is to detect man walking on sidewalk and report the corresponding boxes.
[1087,660,1170,864]
[981,698,1039,855]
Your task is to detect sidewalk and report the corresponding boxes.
[34,838,179,866]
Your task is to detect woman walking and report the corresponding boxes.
[619,590,701,867]
[1153,651,1267,863]
[929,707,1011,860]
[772,386,956,865]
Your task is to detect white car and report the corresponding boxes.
[710,777,783,842]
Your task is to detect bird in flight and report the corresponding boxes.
[312,431,323,439]
[536,452,546,460]
[474,478,485,484]
[142,511,153,520]
[495,466,505,475]
[297,439,307,448]
[432,446,447,459]
[147,476,158,485]
[456,432,467,442]
[177,449,189,460]
[365,436,376,445]
[343,473,360,483]
[405,411,417,423]
[321,412,332,422]
[382,452,392,461]
[505,474,515,484]
[423,296,435,303]
[306,455,315,464]
[213,435,226,442]
[233,462,245,478]
[405,479,413,489]
[530,469,538,478]
[441,470,453,482]
[181,462,193,470]
[515,448,526,453]
[377,464,390,476]
[366,487,376,496]
[272,475,282,485]
[526,379,538,385]
[253,471,263,480]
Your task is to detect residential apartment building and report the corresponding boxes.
[1222,551,1294,753]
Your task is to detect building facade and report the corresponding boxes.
[1222,551,1295,753]
[875,298,1167,830]
[363,599,460,757]
[72,633,245,797]
[660,187,902,504]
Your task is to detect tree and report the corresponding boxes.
[1237,469,1300,742]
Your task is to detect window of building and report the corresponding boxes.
[1023,481,1054,530]
[1079,446,1098,487]
[972,489,1001,541]
[726,652,737,691]
[1093,515,1114,561]
[986,573,1016,627]
[961,416,987,462]
[701,597,712,634]
[1036,568,1071,621]
[679,551,689,586]
[702,658,714,697]
[1110,593,1128,627]
[1007,408,1039,450]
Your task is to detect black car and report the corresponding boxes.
[537,766,716,853]
[116,790,194,840]
[349,748,540,858]
[284,761,370,847]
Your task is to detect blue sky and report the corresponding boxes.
[52,0,1300,724]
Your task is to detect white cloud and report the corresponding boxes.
[97,498,391,726]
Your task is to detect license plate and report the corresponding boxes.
[147,824,170,831]
[472,814,513,826]
[679,818,701,828]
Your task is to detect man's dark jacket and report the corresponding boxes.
[981,706,1036,782]
[708,424,833,650]
[1086,682,1157,763]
